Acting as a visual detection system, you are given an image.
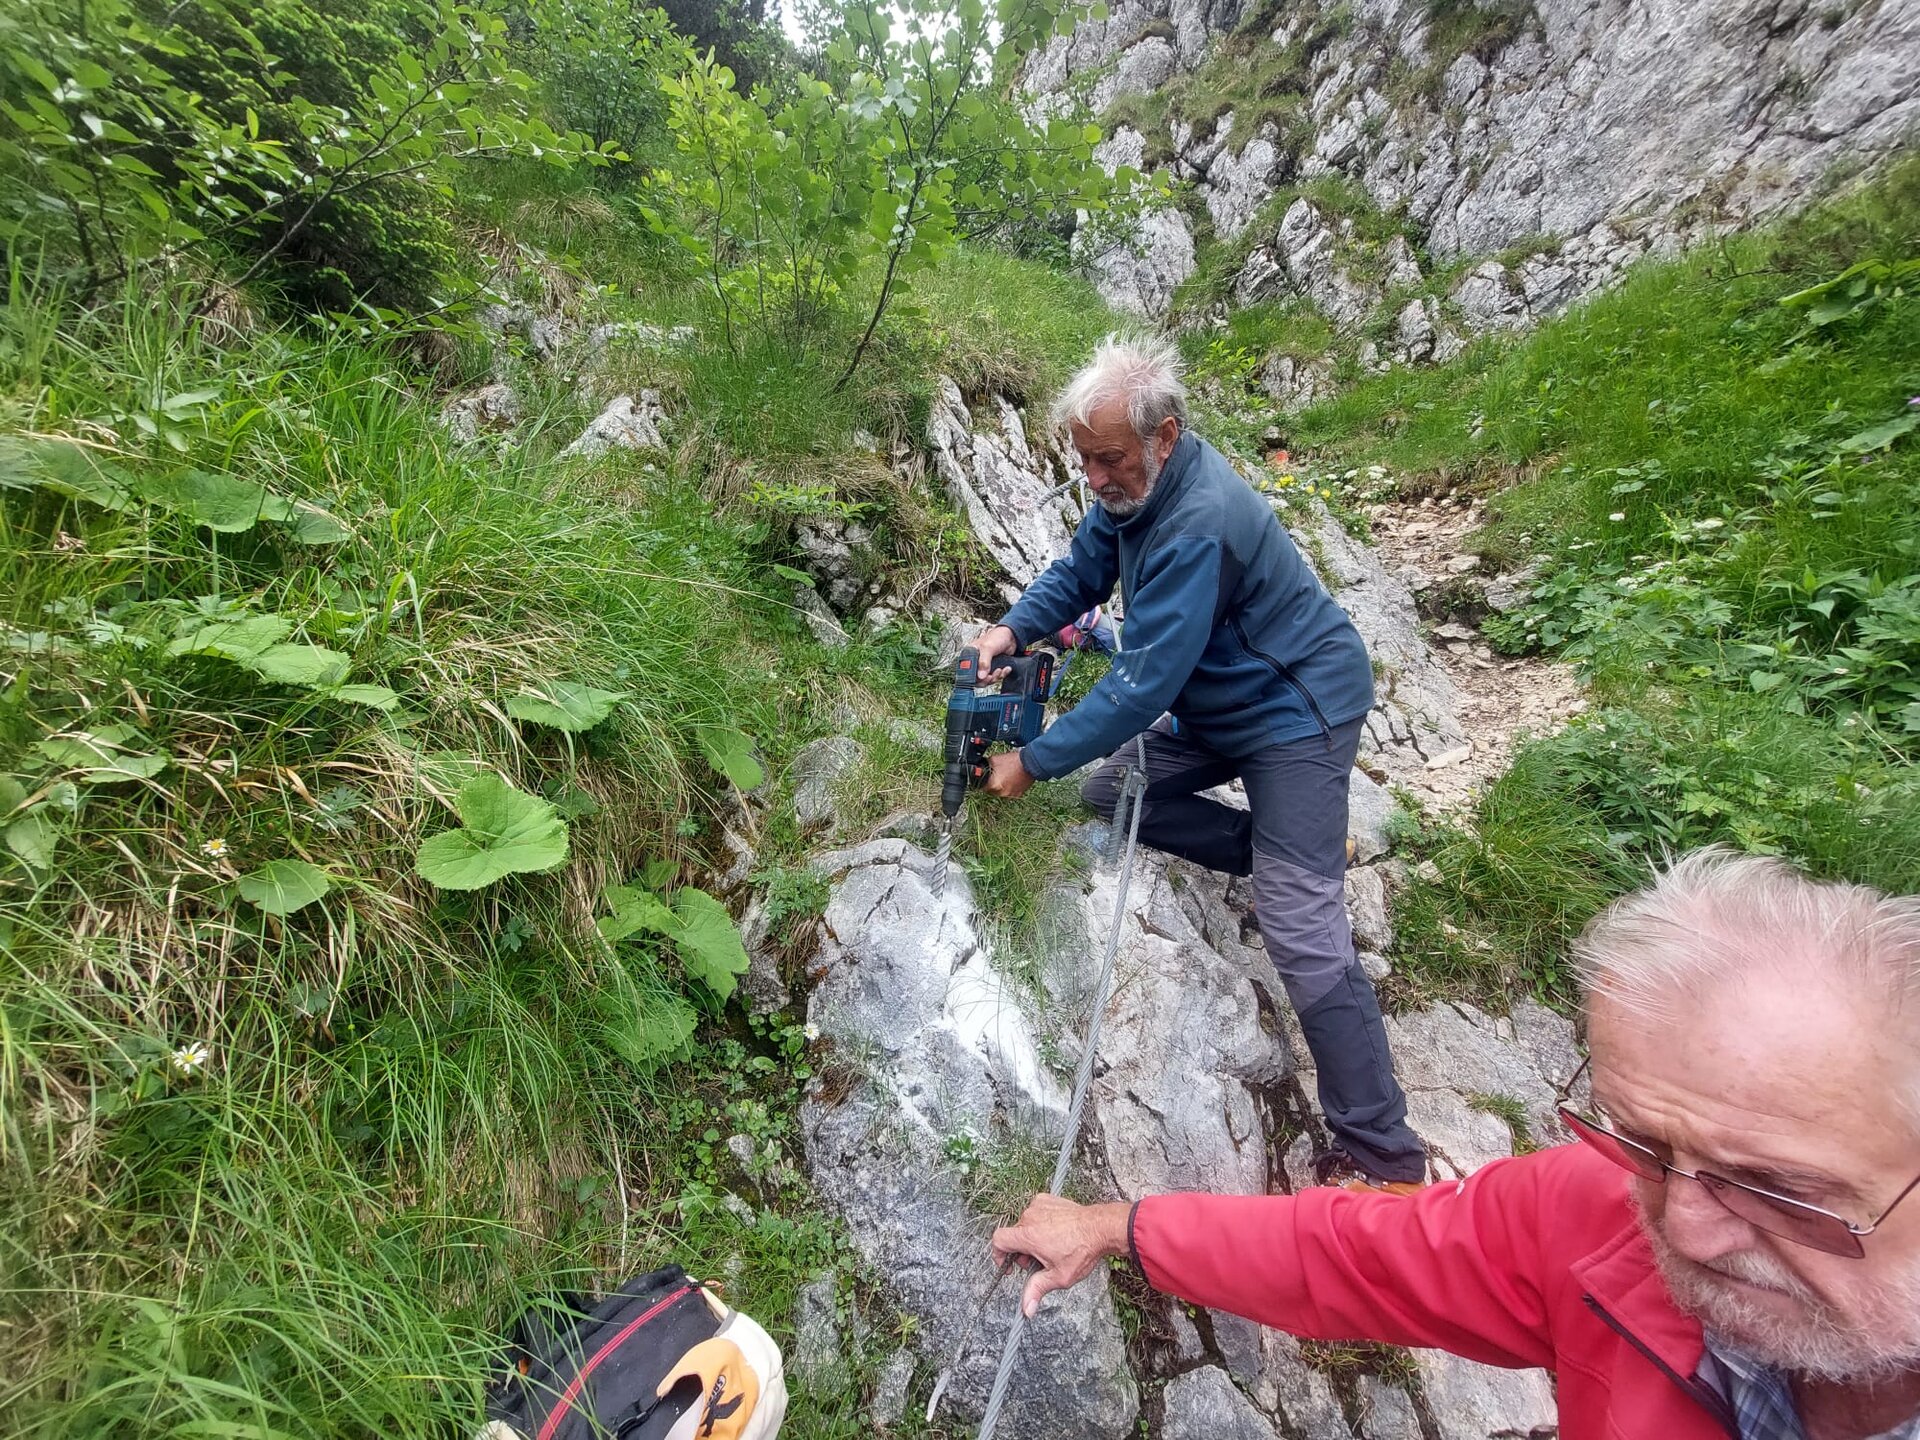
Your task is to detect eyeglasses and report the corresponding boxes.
[1556,1057,1920,1259]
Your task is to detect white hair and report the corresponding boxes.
[1050,332,1188,445]
[1575,846,1920,1016]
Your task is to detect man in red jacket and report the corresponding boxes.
[993,848,1920,1439]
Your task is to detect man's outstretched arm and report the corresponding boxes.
[994,1152,1581,1372]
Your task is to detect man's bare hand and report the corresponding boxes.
[991,1195,1132,1318]
[969,623,1019,682]
[982,750,1034,800]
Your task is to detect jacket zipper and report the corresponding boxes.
[536,1285,695,1440]
[1581,1294,1740,1438]
[1229,616,1334,741]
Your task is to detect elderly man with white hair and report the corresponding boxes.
[992,848,1920,1439]
[970,333,1427,1188]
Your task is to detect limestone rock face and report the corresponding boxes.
[791,736,864,832]
[1079,203,1198,319]
[1072,856,1293,1202]
[440,382,520,442]
[558,392,668,459]
[798,841,1136,1439]
[1286,500,1469,783]
[926,377,1082,604]
[1028,0,1919,332]
[1161,1365,1281,1440]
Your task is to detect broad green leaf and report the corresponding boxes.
[0,439,137,511]
[6,812,57,869]
[772,564,815,587]
[283,503,353,544]
[159,388,221,417]
[415,773,569,890]
[696,725,765,790]
[138,469,282,532]
[245,644,351,686]
[505,681,628,732]
[238,859,333,915]
[549,785,602,820]
[599,882,678,944]
[167,615,294,660]
[1837,412,1919,454]
[599,976,698,1067]
[319,683,400,710]
[1749,670,1787,693]
[670,887,750,1000]
[35,727,171,783]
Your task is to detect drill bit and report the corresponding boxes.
[931,815,954,897]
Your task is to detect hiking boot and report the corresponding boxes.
[1311,1147,1428,1197]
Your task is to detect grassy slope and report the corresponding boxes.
[1292,159,1920,1006]
[0,164,1122,1436]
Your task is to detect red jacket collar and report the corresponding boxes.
[1571,1206,1709,1381]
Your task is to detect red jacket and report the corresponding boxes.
[1130,1143,1740,1439]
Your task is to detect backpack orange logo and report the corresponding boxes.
[658,1338,760,1440]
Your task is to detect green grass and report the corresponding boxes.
[0,118,1130,1425]
[1315,159,1920,1008]
[0,270,937,1434]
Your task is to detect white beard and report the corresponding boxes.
[1642,1205,1920,1384]
[1095,443,1163,517]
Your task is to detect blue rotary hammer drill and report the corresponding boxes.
[940,646,1055,819]
[931,645,1054,894]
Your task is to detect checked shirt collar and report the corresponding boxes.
[1699,1335,1920,1440]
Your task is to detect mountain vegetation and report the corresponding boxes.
[1,0,1914,1432]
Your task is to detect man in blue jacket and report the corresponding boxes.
[972,335,1426,1189]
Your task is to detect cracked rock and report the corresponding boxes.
[559,391,668,459]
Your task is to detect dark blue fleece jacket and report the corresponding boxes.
[999,429,1374,781]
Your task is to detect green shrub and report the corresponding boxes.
[0,0,608,312]
[644,0,1152,384]
[522,0,691,168]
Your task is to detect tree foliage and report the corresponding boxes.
[645,0,1157,384]
[520,0,693,164]
[0,0,612,311]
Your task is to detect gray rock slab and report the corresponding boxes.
[1161,1365,1280,1440]
[1347,766,1397,863]
[1360,1376,1424,1440]
[559,391,668,458]
[799,842,1134,1437]
[1415,1349,1557,1440]
[870,1347,916,1429]
[792,735,865,831]
[927,377,1080,592]
[1081,204,1196,319]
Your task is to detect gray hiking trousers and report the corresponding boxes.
[1081,716,1426,1183]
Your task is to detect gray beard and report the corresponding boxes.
[1641,1202,1920,1384]
[1095,445,1162,517]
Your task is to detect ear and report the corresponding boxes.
[1156,413,1181,461]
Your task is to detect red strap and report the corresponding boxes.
[535,1286,693,1440]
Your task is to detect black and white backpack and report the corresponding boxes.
[479,1265,787,1440]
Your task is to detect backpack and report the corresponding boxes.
[479,1265,787,1440]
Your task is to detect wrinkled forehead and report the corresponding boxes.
[1587,978,1919,1160]
[1068,398,1138,450]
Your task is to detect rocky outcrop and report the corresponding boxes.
[798,840,1136,1438]
[1044,0,1919,344]
[927,378,1085,603]
[1287,498,1470,786]
[798,821,1583,1437]
[558,391,669,459]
